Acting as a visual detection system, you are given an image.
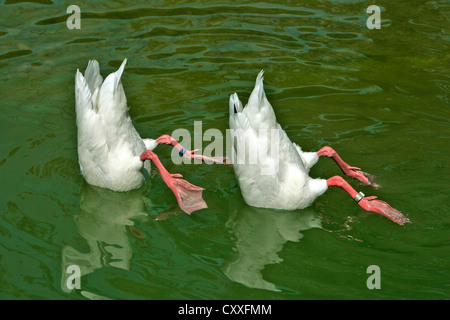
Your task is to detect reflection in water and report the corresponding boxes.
[223,205,321,292]
[61,182,150,297]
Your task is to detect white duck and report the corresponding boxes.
[229,71,409,225]
[75,59,224,214]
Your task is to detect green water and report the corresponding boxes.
[0,0,448,300]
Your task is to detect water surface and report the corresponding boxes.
[0,0,448,299]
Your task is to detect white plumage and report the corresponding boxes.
[75,59,209,215]
[229,71,328,210]
[229,71,409,226]
[75,59,157,192]
[74,61,407,223]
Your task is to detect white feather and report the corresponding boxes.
[229,71,327,210]
[75,59,154,192]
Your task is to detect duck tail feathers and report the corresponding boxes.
[75,69,94,120]
[114,58,127,91]
[84,60,103,94]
